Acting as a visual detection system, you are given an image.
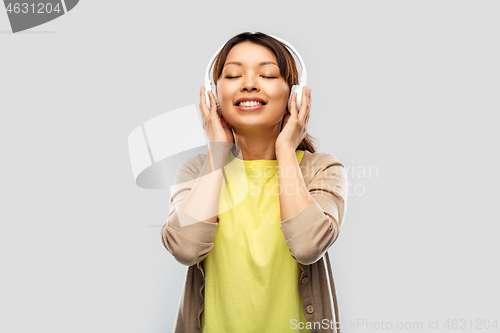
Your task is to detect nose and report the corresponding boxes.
[240,74,260,92]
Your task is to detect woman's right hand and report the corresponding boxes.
[200,86,234,144]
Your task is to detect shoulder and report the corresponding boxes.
[301,150,345,174]
[301,150,348,198]
[178,153,208,173]
[185,153,209,168]
[173,153,208,183]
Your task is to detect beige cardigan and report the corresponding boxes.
[161,150,348,333]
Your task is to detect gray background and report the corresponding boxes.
[1,1,499,332]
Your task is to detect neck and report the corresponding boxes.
[232,123,283,161]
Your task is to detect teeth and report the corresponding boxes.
[238,101,263,107]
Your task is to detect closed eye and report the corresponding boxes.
[225,76,277,79]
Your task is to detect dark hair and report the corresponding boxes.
[212,32,317,153]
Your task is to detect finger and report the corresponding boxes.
[303,88,312,124]
[208,91,219,115]
[290,92,298,117]
[307,88,312,121]
[199,86,210,119]
[298,86,309,122]
[282,112,290,129]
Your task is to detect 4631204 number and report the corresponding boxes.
[6,2,61,14]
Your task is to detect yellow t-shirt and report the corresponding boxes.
[201,149,310,333]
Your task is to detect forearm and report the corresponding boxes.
[276,148,316,220]
[178,143,232,224]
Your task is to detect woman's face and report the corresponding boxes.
[216,41,290,130]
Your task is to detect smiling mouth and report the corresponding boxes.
[234,102,267,107]
[235,103,266,111]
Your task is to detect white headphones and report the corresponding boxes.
[204,33,307,116]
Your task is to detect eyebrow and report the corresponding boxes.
[224,61,278,67]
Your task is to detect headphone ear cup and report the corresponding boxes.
[288,85,303,112]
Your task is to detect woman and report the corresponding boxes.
[161,32,348,333]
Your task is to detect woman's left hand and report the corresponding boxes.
[275,86,312,153]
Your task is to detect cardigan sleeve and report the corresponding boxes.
[280,153,348,265]
[160,155,220,266]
